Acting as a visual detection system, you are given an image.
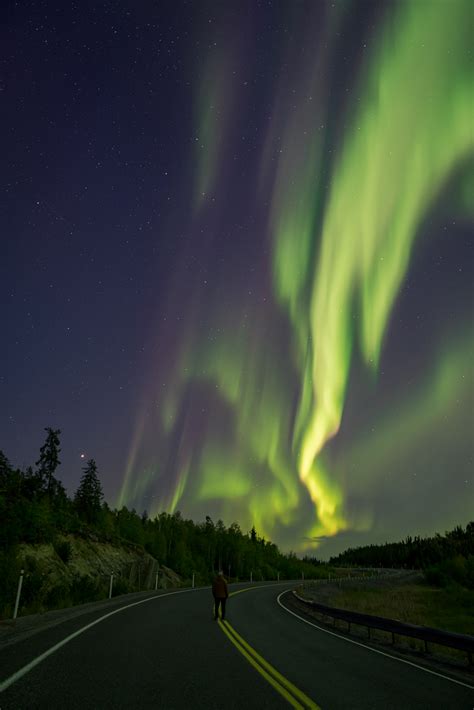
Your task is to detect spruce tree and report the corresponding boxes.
[0,450,13,490]
[74,459,103,524]
[35,427,61,499]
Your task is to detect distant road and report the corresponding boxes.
[1,582,473,709]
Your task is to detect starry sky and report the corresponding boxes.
[1,0,473,557]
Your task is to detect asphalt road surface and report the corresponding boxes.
[0,582,473,709]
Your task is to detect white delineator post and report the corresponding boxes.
[192,573,195,589]
[250,571,253,583]
[13,569,24,620]
[155,572,158,591]
[277,571,280,582]
[109,573,114,599]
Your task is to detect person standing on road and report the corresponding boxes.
[212,570,228,620]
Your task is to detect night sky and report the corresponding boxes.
[2,0,473,557]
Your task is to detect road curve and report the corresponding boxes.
[0,582,472,709]
[230,586,473,709]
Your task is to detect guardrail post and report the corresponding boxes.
[109,572,114,599]
[13,569,24,620]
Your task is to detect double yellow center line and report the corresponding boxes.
[218,587,320,709]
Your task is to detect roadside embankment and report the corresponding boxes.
[0,534,181,620]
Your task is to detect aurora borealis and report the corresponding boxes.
[2,0,473,556]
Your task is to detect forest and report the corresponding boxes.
[0,428,325,588]
[330,523,474,589]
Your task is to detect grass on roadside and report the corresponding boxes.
[313,582,474,635]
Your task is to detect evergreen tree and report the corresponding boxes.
[74,459,103,524]
[0,450,14,494]
[35,427,61,499]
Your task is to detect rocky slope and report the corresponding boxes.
[10,534,181,616]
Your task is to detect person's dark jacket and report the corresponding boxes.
[212,575,228,599]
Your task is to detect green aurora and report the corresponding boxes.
[118,0,473,554]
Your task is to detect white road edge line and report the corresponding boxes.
[276,591,474,691]
[0,588,196,694]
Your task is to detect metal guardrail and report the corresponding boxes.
[293,591,474,665]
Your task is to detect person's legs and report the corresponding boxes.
[221,597,226,620]
[214,597,220,620]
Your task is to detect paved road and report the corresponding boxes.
[0,582,473,709]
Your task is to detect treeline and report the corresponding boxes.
[329,525,474,588]
[0,428,325,584]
